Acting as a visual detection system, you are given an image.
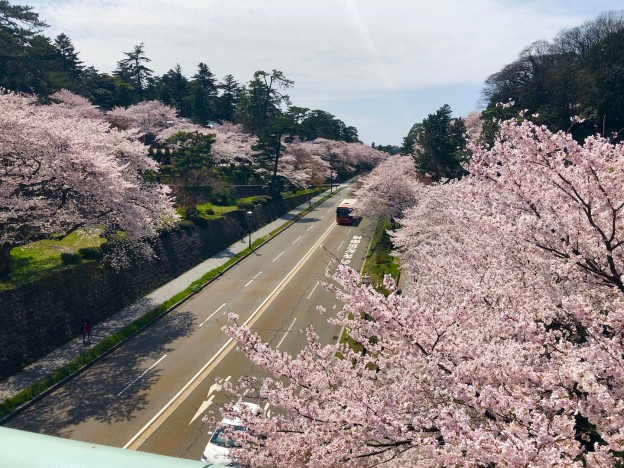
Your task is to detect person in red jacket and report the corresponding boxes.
[82,318,93,342]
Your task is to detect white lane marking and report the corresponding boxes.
[292,235,302,244]
[306,281,319,300]
[272,251,285,262]
[306,226,313,232]
[244,271,263,287]
[199,303,227,327]
[326,209,332,214]
[336,232,373,346]
[125,222,336,450]
[117,355,167,396]
[348,228,352,235]
[337,241,344,250]
[189,376,231,425]
[276,318,297,348]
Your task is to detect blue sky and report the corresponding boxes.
[28,0,624,145]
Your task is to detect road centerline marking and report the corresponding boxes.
[117,355,167,396]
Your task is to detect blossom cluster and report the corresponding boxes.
[222,119,624,466]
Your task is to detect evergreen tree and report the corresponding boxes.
[413,104,467,180]
[116,42,153,101]
[236,69,293,133]
[216,74,241,121]
[0,0,47,91]
[253,116,296,193]
[160,64,190,116]
[189,62,218,123]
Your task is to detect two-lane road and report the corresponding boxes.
[5,187,375,461]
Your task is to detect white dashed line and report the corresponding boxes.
[244,271,263,287]
[277,318,297,348]
[307,281,319,300]
[118,355,167,396]
[273,251,285,262]
[292,235,302,244]
[199,303,227,327]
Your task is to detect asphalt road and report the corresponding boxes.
[5,189,375,462]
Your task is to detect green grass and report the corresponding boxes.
[361,220,400,296]
[0,228,105,291]
[195,201,239,218]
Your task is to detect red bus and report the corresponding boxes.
[336,198,359,225]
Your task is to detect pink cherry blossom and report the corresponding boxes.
[219,118,624,466]
[0,92,178,269]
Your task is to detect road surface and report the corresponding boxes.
[5,189,375,461]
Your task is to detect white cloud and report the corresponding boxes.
[27,0,622,143]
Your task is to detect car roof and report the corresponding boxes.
[220,402,262,426]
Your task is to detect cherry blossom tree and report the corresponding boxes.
[105,100,179,141]
[48,89,103,120]
[354,155,420,220]
[209,122,258,165]
[277,140,330,188]
[218,118,624,466]
[0,92,178,276]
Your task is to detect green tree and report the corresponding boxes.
[236,69,293,133]
[82,67,134,109]
[160,64,190,116]
[189,62,217,123]
[254,116,296,193]
[413,104,467,181]
[0,0,47,91]
[53,33,82,73]
[116,42,153,101]
[400,134,416,155]
[167,131,215,188]
[216,74,241,121]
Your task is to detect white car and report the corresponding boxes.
[201,402,262,466]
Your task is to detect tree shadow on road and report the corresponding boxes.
[4,310,197,442]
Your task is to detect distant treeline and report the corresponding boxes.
[399,10,624,181]
[0,1,360,142]
[482,10,624,144]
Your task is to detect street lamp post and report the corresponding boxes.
[246,211,253,249]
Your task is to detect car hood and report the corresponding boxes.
[202,442,233,465]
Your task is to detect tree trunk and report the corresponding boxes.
[0,242,12,278]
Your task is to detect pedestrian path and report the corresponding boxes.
[0,190,339,403]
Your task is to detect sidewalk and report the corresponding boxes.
[0,191,335,403]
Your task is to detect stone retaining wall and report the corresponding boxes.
[0,193,317,381]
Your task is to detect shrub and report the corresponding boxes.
[188,216,209,228]
[208,187,235,206]
[205,208,215,216]
[60,252,81,264]
[252,195,271,205]
[78,246,103,260]
[178,220,196,230]
[236,201,255,211]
